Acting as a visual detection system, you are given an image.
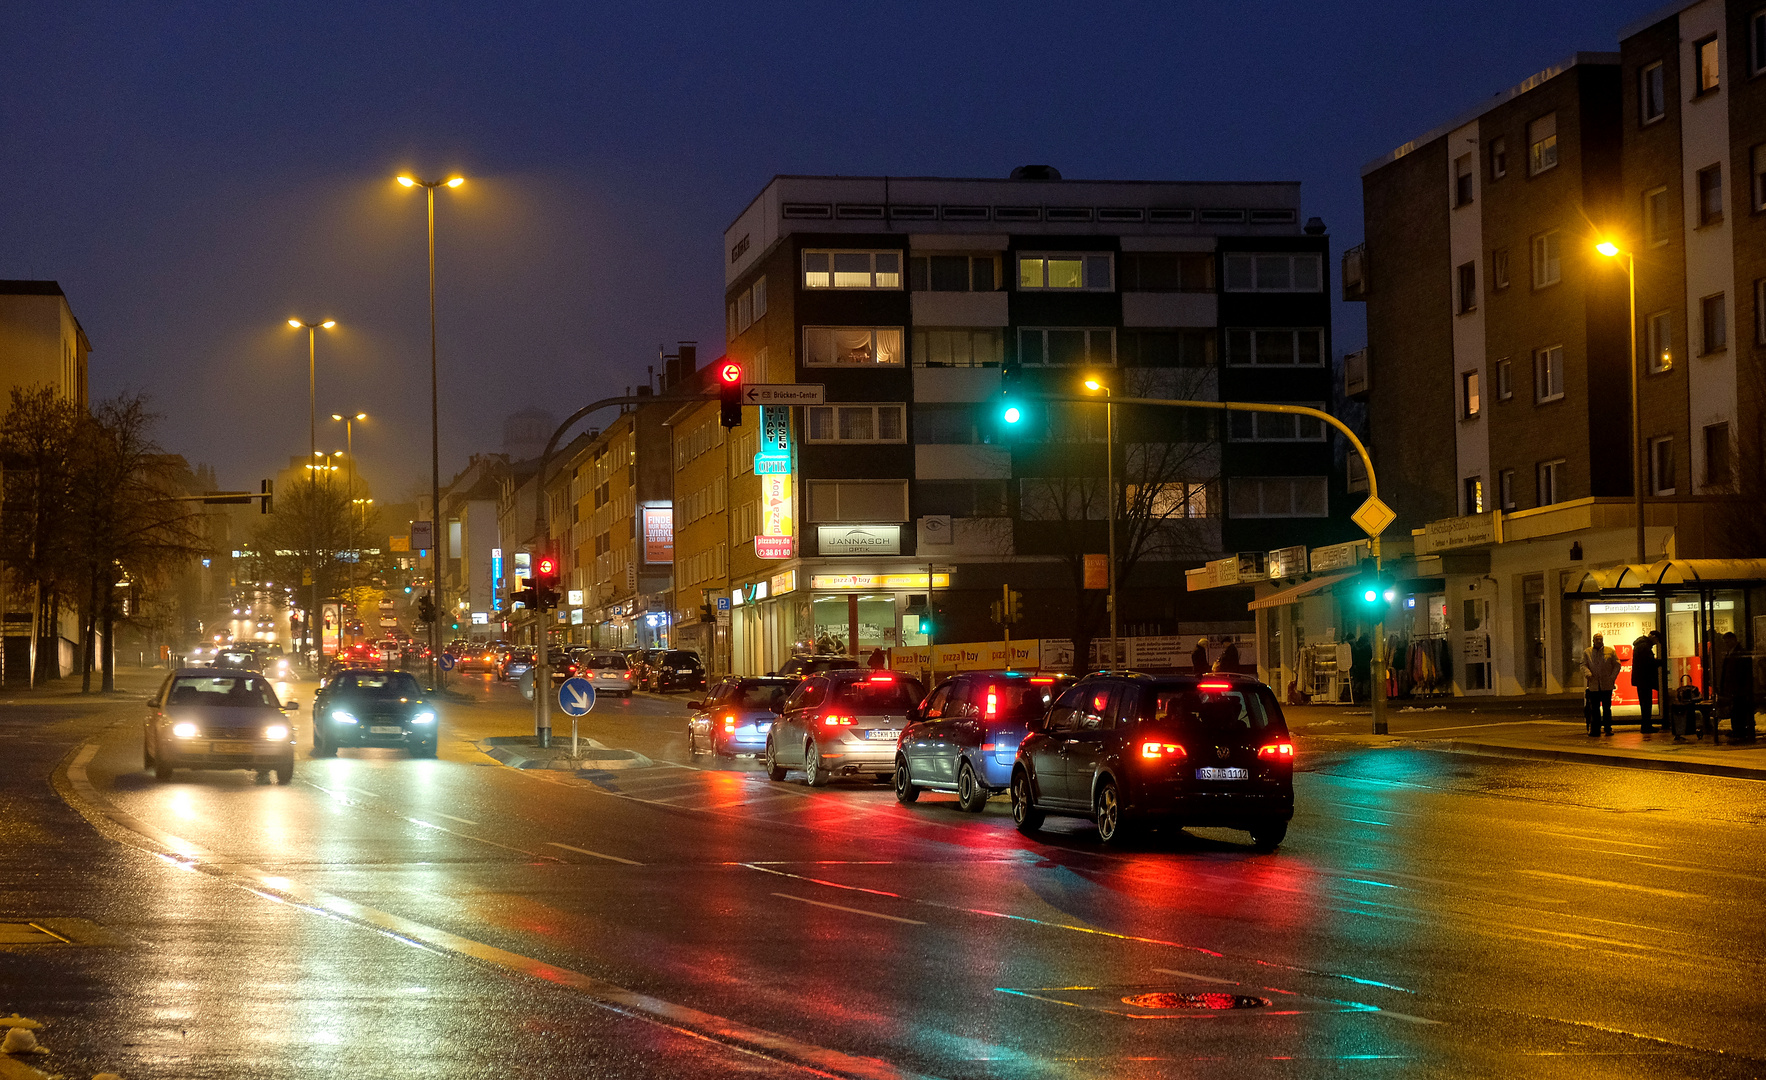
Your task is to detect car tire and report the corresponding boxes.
[1011,770,1044,834]
[764,737,787,782]
[315,727,337,758]
[154,760,173,782]
[956,762,990,813]
[411,741,437,759]
[143,734,155,771]
[1249,821,1288,851]
[686,727,701,755]
[1094,779,1132,845]
[275,763,294,785]
[893,756,920,804]
[803,740,831,787]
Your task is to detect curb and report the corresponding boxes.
[474,739,653,773]
[1425,739,1766,782]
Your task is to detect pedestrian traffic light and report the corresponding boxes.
[416,592,436,624]
[918,611,933,635]
[718,360,744,428]
[699,603,716,623]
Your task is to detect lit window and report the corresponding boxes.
[1462,371,1480,418]
[801,250,902,289]
[1528,113,1558,175]
[1464,476,1484,514]
[804,405,905,444]
[1646,311,1673,373]
[803,327,904,367]
[1696,35,1720,94]
[1017,253,1112,291]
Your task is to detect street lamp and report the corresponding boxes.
[288,318,335,661]
[397,172,464,686]
[333,412,368,620]
[1083,377,1119,667]
[1597,240,1644,563]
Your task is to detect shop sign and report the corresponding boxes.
[1083,553,1108,589]
[818,524,901,556]
[567,589,584,606]
[730,587,744,607]
[755,535,794,559]
[1267,545,1307,579]
[642,506,674,563]
[755,406,791,474]
[763,473,794,539]
[921,515,953,545]
[754,454,791,474]
[770,569,797,596]
[570,609,584,625]
[389,536,409,552]
[409,520,433,551]
[1421,512,1498,554]
[1309,540,1368,572]
[810,573,952,590]
[470,612,489,625]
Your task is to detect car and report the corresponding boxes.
[212,647,262,672]
[498,648,534,681]
[647,649,706,693]
[894,671,1074,812]
[1008,672,1295,849]
[143,668,299,784]
[456,646,499,673]
[577,651,634,696]
[687,676,793,756]
[629,649,667,691]
[773,654,861,680]
[311,669,439,758]
[765,669,927,786]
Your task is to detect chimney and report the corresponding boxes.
[662,345,680,389]
[678,342,697,380]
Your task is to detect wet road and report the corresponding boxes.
[3,671,1764,1078]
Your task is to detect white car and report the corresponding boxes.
[580,651,634,697]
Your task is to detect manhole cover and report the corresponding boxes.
[0,923,71,945]
[1120,992,1269,1010]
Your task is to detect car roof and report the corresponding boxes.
[1077,671,1270,690]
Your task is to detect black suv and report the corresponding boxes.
[773,655,860,680]
[647,649,707,692]
[1010,673,1294,849]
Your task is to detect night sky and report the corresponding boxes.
[2,1,1654,503]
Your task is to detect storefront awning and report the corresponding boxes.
[1567,558,1766,594]
[1247,571,1355,611]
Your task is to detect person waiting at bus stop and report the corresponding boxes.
[1631,630,1661,734]
[1582,633,1620,736]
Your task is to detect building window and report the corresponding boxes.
[1641,61,1666,124]
[912,328,1003,368]
[1462,371,1481,418]
[1696,34,1720,94]
[1537,459,1565,506]
[1223,327,1325,367]
[1492,248,1510,290]
[1644,186,1672,246]
[908,254,1000,292]
[1753,9,1766,75]
[1752,144,1766,212]
[729,276,765,336]
[1701,293,1728,353]
[1534,345,1565,403]
[1496,357,1513,400]
[1346,454,1369,493]
[1228,406,1327,442]
[1221,253,1324,292]
[805,480,909,523]
[1649,436,1675,494]
[1499,468,1516,510]
[1130,482,1211,519]
[1705,422,1733,487]
[1465,476,1484,514]
[1646,311,1674,372]
[1527,113,1558,175]
[803,327,904,367]
[1017,253,1113,291]
[802,249,902,289]
[1018,327,1115,366]
[1119,253,1215,292]
[1490,136,1508,180]
[1531,230,1562,288]
[805,404,906,444]
[1454,154,1474,207]
[1226,476,1329,518]
[1698,165,1724,226]
[913,404,977,444]
[1118,329,1214,367]
[1018,479,1106,521]
[917,480,1008,518]
[1456,261,1477,313]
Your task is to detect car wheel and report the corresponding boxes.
[1010,770,1043,834]
[411,741,437,759]
[956,762,989,813]
[804,740,830,787]
[686,727,701,755]
[315,726,337,758]
[1249,821,1288,851]
[1094,779,1131,845]
[143,733,155,771]
[893,756,920,804]
[764,737,787,782]
[275,763,294,785]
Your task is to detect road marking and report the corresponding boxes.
[431,812,478,826]
[344,785,381,798]
[773,892,926,925]
[1538,831,1663,849]
[1517,870,1701,899]
[1152,968,1240,985]
[546,841,643,866]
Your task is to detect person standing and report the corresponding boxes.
[1721,636,1755,743]
[1582,633,1620,736]
[1191,637,1210,675]
[1215,638,1240,673]
[867,646,887,670]
[1631,629,1660,734]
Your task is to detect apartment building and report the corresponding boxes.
[0,280,89,409]
[566,390,674,649]
[718,171,1347,676]
[667,361,733,670]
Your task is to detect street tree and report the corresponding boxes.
[250,478,375,656]
[0,387,84,682]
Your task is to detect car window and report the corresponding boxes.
[1141,684,1274,733]
[664,651,699,665]
[347,672,423,697]
[1107,685,1139,728]
[1078,685,1116,731]
[920,684,952,719]
[588,653,627,669]
[168,675,279,709]
[783,678,827,711]
[733,681,790,709]
[976,680,1058,721]
[832,677,923,711]
[1046,684,1089,733]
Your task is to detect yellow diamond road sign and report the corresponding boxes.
[1351,497,1396,537]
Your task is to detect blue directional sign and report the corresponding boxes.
[437,654,455,671]
[558,676,596,716]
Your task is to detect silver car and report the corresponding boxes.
[580,651,634,697]
[144,668,299,784]
[687,677,794,757]
[765,670,927,786]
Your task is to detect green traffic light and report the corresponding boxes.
[1003,406,1021,424]
[1362,588,1379,603]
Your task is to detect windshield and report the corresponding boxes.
[168,676,279,709]
[587,653,628,669]
[217,651,255,666]
[339,672,424,697]
[832,677,924,711]
[980,680,1060,720]
[664,652,700,665]
[1142,684,1277,733]
[730,681,790,709]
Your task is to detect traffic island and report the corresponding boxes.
[474,735,652,773]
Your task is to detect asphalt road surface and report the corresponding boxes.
[2,670,1763,1078]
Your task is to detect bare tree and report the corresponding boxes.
[251,478,375,654]
[1,387,83,682]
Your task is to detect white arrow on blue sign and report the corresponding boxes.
[558,676,596,716]
[437,654,455,671]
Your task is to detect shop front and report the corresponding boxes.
[729,566,950,676]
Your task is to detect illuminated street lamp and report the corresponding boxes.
[289,318,335,659]
[1597,240,1644,563]
[1082,376,1118,667]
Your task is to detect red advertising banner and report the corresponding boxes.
[755,535,793,559]
[642,506,673,564]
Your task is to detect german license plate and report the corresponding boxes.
[211,742,253,753]
[864,729,897,741]
[756,722,771,732]
[1195,767,1248,781]
[369,725,403,734]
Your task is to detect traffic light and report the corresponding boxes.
[718,360,743,428]
[918,611,933,635]
[260,479,274,515]
[534,553,561,610]
[998,366,1032,431]
[416,592,436,624]
[699,603,716,623]
[510,576,536,610]
[1354,568,1397,614]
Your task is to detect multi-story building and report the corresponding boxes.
[435,454,505,640]
[718,171,1347,676]
[572,389,674,649]
[0,280,89,410]
[666,355,733,669]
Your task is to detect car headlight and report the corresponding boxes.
[264,724,290,741]
[331,711,358,724]
[172,722,199,738]
[411,711,435,724]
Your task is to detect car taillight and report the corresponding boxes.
[868,673,894,683]
[1198,680,1233,691]
[1029,676,1055,684]
[1258,741,1295,760]
[624,669,633,679]
[822,714,854,726]
[984,686,998,718]
[1140,741,1186,760]
[722,714,737,732]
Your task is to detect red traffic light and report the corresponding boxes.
[718,361,743,385]
[536,556,557,576]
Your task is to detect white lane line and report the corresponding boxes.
[344,786,381,798]
[431,812,479,826]
[1375,1009,1444,1025]
[1152,968,1240,986]
[1538,832,1664,849]
[546,841,644,866]
[772,892,926,925]
[1517,869,1702,899]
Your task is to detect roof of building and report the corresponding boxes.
[1619,0,1696,41]
[1361,52,1621,178]
[0,280,66,296]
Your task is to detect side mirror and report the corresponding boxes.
[282,700,300,711]
[1024,715,1047,733]
[687,700,703,710]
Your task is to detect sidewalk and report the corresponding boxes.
[1286,697,1766,781]
[0,666,162,703]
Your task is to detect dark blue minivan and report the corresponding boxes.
[893,670,1072,811]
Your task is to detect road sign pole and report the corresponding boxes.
[536,611,550,748]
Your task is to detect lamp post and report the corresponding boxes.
[398,173,464,686]
[1083,377,1119,667]
[333,412,368,637]
[288,318,335,661]
[1597,241,1644,563]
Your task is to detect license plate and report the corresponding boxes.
[756,722,771,732]
[369,725,403,734]
[1195,767,1248,781]
[211,742,253,753]
[864,729,897,741]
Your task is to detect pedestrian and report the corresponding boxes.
[1631,629,1660,734]
[867,646,887,670]
[1581,632,1620,736]
[1721,636,1755,743]
[1191,637,1210,674]
[1214,639,1240,673]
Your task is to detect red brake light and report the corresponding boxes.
[1197,680,1233,691]
[624,669,633,679]
[1140,741,1186,760]
[1258,742,1295,760]
[722,714,737,732]
[1029,677,1055,684]
[868,673,894,682]
[984,687,998,718]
